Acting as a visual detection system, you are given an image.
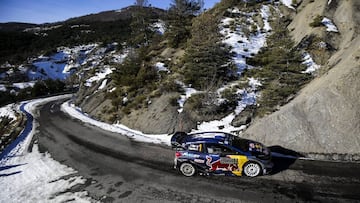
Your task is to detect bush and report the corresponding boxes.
[169,96,179,107]
[160,80,182,93]
[309,15,323,27]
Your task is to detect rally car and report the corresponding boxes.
[171,131,273,177]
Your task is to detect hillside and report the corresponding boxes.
[1,0,359,156]
[244,0,360,154]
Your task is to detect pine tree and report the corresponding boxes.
[183,13,235,90]
[165,0,204,48]
[130,1,152,46]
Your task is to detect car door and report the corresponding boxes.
[184,143,208,169]
[205,143,239,173]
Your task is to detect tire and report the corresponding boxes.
[243,161,262,177]
[179,162,196,177]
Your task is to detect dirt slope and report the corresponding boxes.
[244,0,360,154]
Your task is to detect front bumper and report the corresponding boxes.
[262,161,274,175]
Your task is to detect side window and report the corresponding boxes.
[206,144,236,155]
[187,143,204,152]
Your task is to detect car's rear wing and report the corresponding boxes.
[170,132,188,150]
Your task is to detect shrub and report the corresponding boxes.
[169,96,179,107]
[160,80,182,93]
[309,15,323,27]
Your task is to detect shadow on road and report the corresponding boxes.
[269,145,304,175]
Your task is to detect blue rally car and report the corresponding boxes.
[171,132,273,177]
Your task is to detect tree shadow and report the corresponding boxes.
[0,163,26,177]
[0,171,22,177]
[0,163,27,172]
[269,145,305,175]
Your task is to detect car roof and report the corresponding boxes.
[182,132,232,144]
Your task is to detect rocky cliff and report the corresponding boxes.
[244,0,360,154]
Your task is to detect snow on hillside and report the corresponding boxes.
[29,44,98,80]
[195,90,257,133]
[322,17,339,32]
[220,5,271,74]
[176,81,199,113]
[83,49,128,88]
[12,82,36,89]
[61,101,171,145]
[0,95,93,202]
[260,5,272,32]
[1,43,127,97]
[302,52,320,73]
[155,62,170,73]
[85,66,113,87]
[193,5,272,132]
[280,0,295,10]
[0,103,18,121]
[0,84,6,91]
[152,20,166,35]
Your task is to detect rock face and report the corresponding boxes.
[244,0,360,154]
[120,93,191,134]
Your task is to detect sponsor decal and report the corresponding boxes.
[183,152,200,158]
[210,159,238,171]
[219,157,238,165]
[206,156,212,167]
[194,159,205,163]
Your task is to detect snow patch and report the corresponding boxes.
[322,17,338,32]
[61,101,171,145]
[0,145,91,203]
[85,66,113,87]
[0,103,18,120]
[302,52,320,73]
[260,5,272,32]
[155,62,170,73]
[0,95,92,202]
[248,77,262,89]
[280,0,295,10]
[152,20,166,35]
[220,6,270,74]
[0,84,6,91]
[98,79,108,90]
[176,81,199,113]
[109,87,116,93]
[12,82,36,89]
[195,91,257,133]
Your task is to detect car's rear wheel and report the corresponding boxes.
[179,163,196,177]
[243,161,262,177]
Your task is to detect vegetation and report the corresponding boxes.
[245,19,312,116]
[110,48,159,114]
[182,12,236,90]
[0,79,66,106]
[1,0,318,124]
[130,2,158,46]
[0,20,132,65]
[309,15,323,27]
[165,0,204,48]
[0,116,12,135]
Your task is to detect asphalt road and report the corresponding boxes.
[35,100,360,202]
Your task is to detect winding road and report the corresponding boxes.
[35,99,360,202]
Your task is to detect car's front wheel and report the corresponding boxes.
[243,161,262,177]
[179,162,196,177]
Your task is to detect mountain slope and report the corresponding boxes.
[244,0,360,154]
